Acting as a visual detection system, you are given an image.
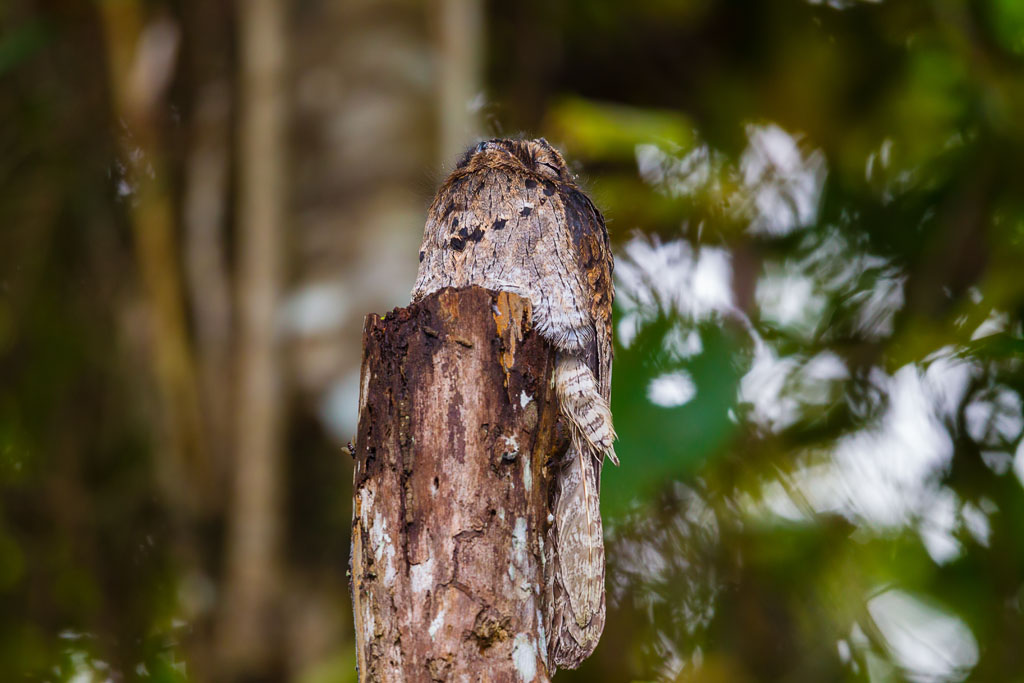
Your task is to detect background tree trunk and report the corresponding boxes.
[351,287,562,682]
[436,0,483,162]
[218,0,289,675]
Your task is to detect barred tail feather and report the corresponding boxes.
[547,352,615,668]
[548,439,606,668]
[554,354,617,463]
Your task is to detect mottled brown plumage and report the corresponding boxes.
[411,138,616,670]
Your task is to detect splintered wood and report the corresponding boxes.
[351,287,565,682]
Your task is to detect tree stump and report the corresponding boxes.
[351,286,564,682]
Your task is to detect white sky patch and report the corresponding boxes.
[740,124,827,236]
[918,487,961,564]
[824,355,972,525]
[740,343,847,432]
[652,628,686,680]
[756,266,826,338]
[278,281,348,336]
[981,449,1013,475]
[971,309,1009,340]
[837,639,851,664]
[863,136,929,202]
[802,351,850,391]
[748,350,982,566]
[748,477,816,522]
[321,370,361,441]
[692,247,734,312]
[663,326,703,361]
[965,386,1022,447]
[755,228,905,343]
[850,272,905,340]
[625,129,1001,679]
[635,124,826,237]
[812,1,885,13]
[740,344,801,431]
[867,589,978,683]
[616,235,735,348]
[67,649,106,683]
[1013,438,1024,489]
[648,371,697,407]
[960,502,991,547]
[635,141,720,198]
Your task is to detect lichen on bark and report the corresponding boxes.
[351,287,566,682]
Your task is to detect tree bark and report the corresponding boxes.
[436,0,483,163]
[218,0,288,675]
[351,287,563,682]
[97,1,206,511]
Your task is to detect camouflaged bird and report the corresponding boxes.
[411,137,616,670]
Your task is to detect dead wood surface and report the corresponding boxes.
[351,286,564,682]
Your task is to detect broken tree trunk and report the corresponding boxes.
[351,286,564,682]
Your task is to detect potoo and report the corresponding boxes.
[411,138,616,669]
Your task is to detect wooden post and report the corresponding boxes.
[351,286,563,682]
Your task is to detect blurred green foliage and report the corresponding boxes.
[487,0,1024,680]
[3,0,1024,680]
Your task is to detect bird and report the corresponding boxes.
[411,137,616,669]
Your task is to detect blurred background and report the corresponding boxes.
[3,0,1024,680]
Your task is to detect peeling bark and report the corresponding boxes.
[351,287,564,682]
